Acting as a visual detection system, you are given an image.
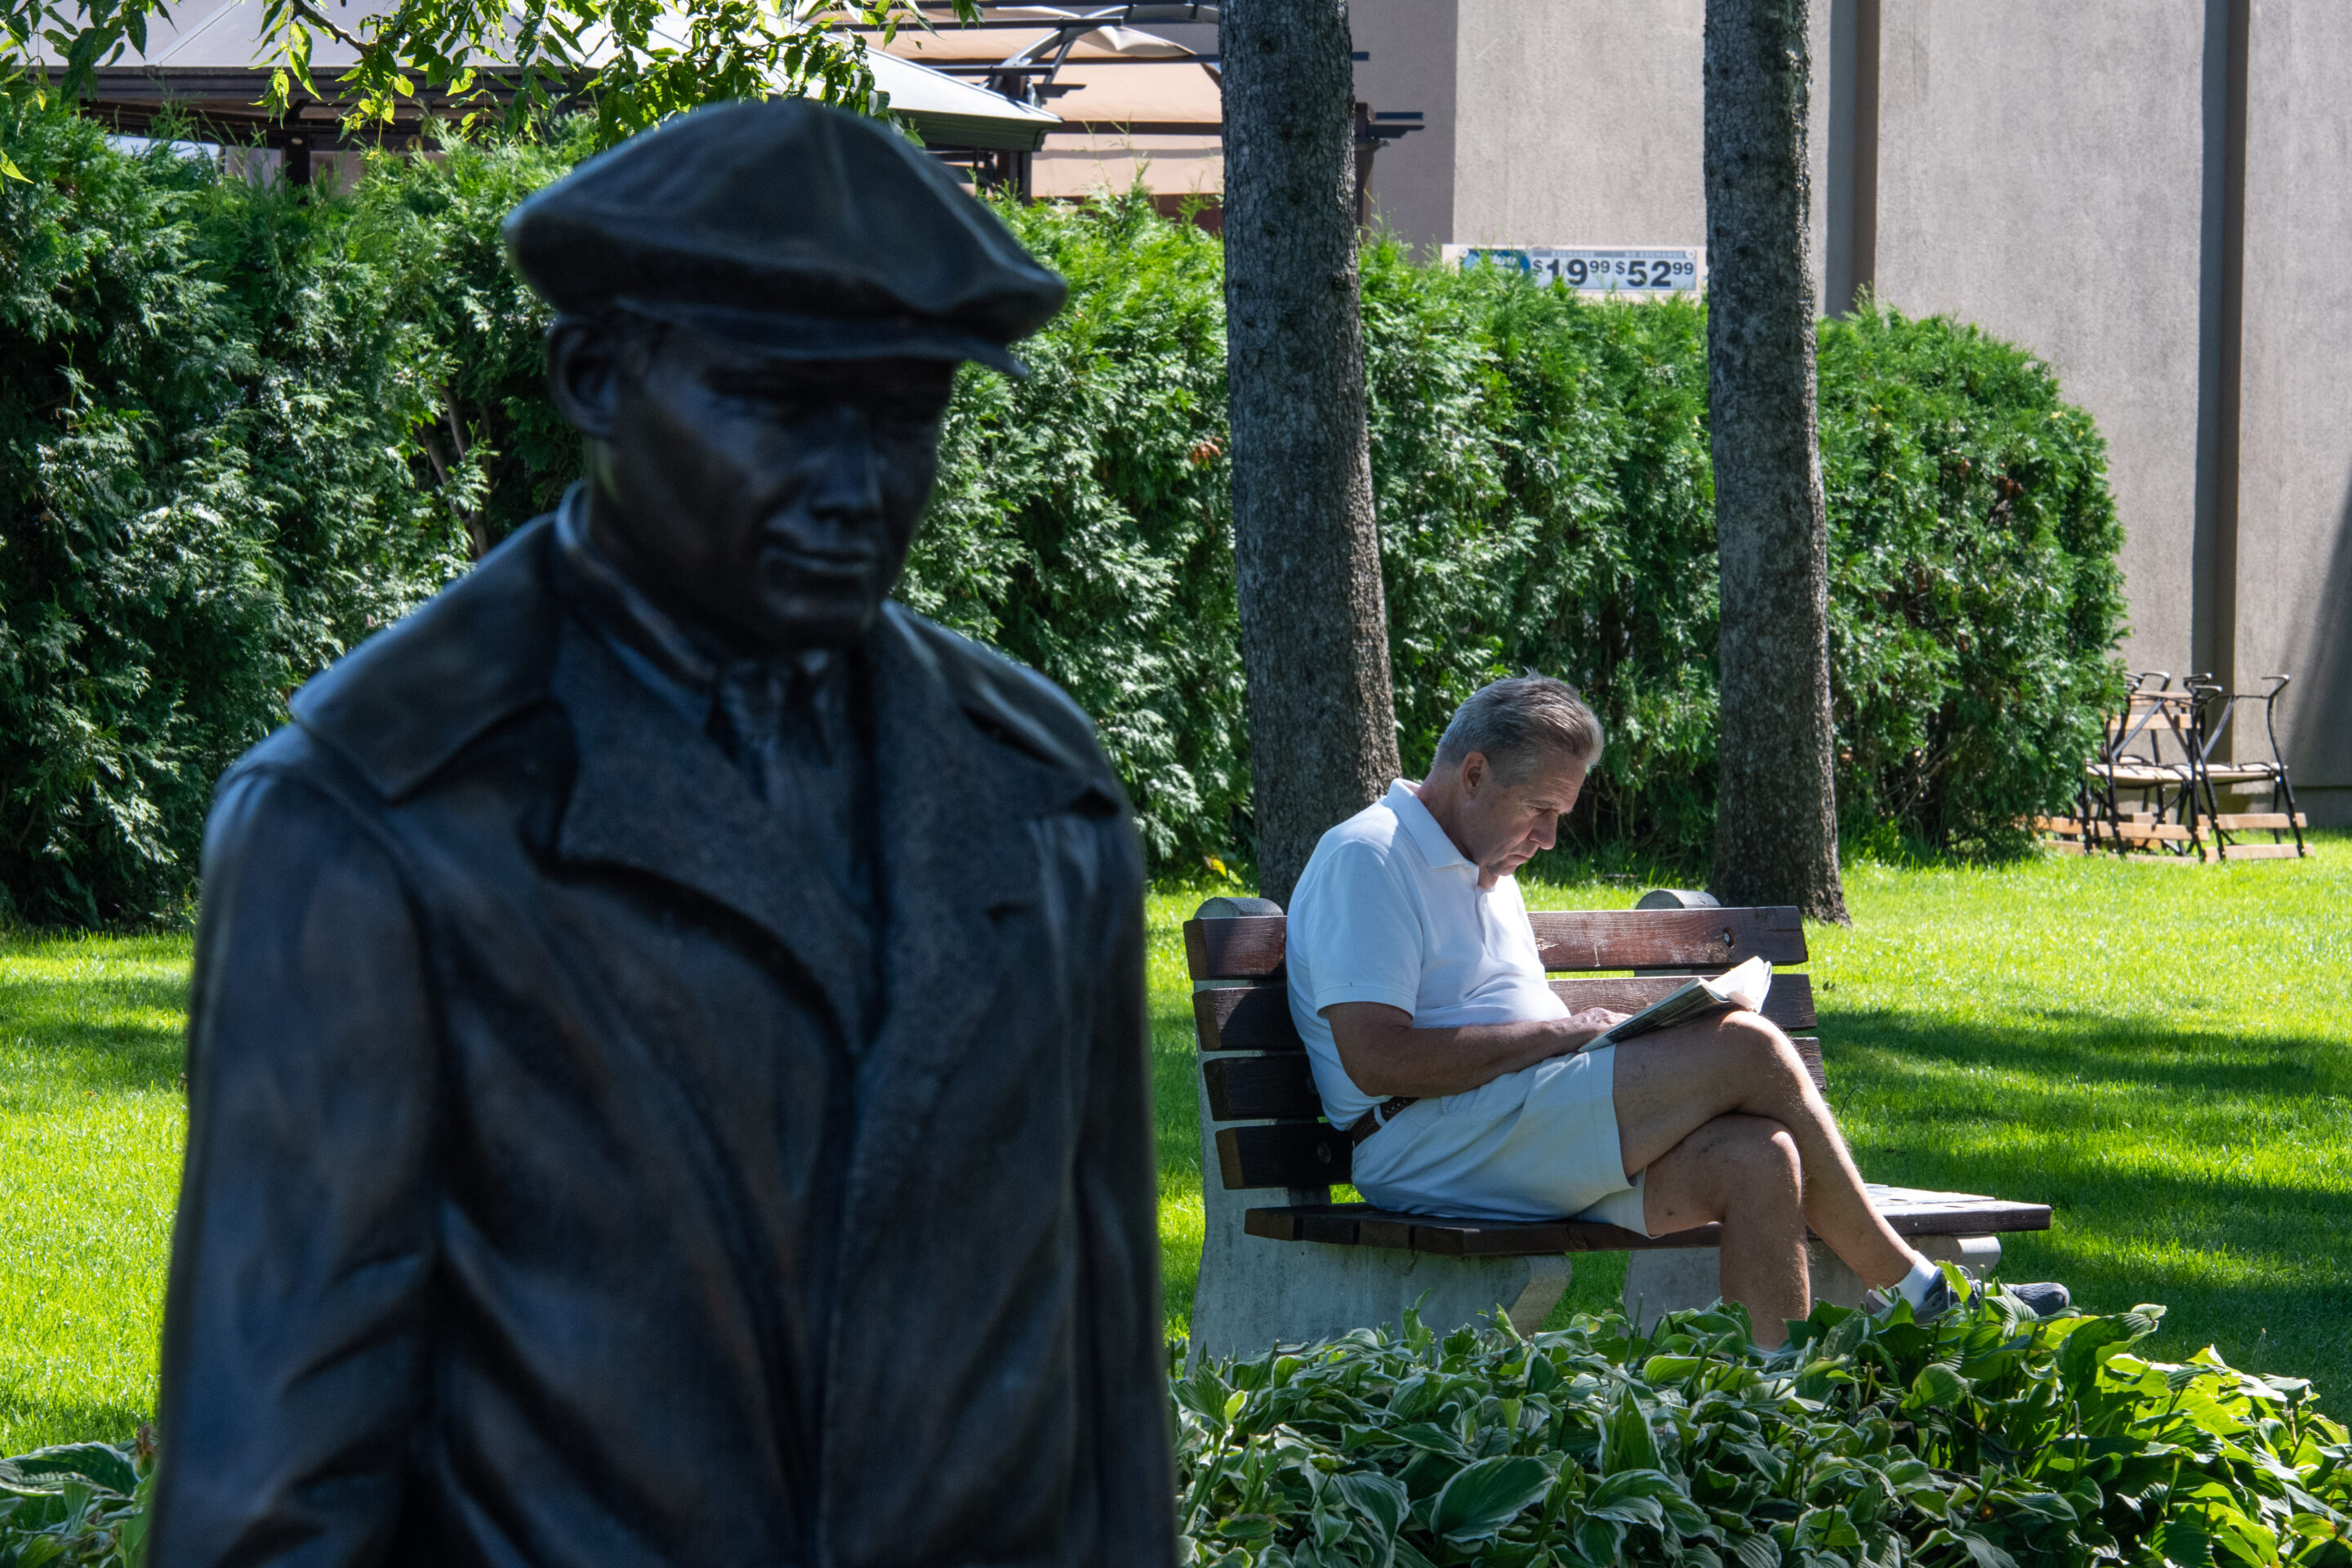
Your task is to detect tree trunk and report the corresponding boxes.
[1704,0,1849,922]
[1221,0,1401,909]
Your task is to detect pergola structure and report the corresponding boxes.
[883,2,1418,217]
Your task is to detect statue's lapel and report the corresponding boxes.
[835,619,1051,1250]
[549,621,871,1039]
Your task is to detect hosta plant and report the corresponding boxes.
[0,1430,152,1566]
[5,1294,2347,1567]
[1173,1291,2351,1568]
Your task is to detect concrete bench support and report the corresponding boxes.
[1188,1082,1571,1364]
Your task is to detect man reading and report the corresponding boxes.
[1285,675,2060,1344]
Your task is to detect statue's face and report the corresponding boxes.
[554,316,959,654]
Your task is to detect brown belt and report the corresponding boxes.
[1348,1095,1421,1147]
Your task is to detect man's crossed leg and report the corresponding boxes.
[1617,1010,1919,1345]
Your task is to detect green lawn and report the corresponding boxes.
[5,835,2348,1454]
[0,933,187,1457]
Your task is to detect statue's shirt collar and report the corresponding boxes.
[550,483,850,729]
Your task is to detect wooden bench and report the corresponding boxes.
[1184,896,2052,1361]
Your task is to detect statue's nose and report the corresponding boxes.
[801,409,887,526]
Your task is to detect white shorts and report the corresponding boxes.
[1347,1044,1650,1233]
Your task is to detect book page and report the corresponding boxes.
[1590,956,1773,1048]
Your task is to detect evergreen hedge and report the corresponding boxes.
[0,108,2126,923]
[0,105,574,924]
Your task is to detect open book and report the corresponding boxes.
[1584,955,1772,1048]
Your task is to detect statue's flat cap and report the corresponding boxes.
[504,99,1066,375]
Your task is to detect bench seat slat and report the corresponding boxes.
[1196,973,1818,1053]
[1242,1185,2051,1257]
[1205,1040,1828,1124]
[1186,907,1806,982]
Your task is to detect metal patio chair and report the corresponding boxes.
[2187,674,2308,859]
[2076,672,2208,858]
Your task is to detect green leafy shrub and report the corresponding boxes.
[341,123,595,552]
[928,213,2125,875]
[0,1432,152,1566]
[0,115,2123,922]
[902,196,1245,865]
[1176,1295,2352,1568]
[0,105,490,924]
[1818,305,2127,858]
[14,1296,2347,1567]
[1356,260,1725,858]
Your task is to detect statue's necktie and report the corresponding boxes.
[715,656,873,920]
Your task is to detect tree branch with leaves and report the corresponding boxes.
[5,0,975,149]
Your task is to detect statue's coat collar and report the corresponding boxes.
[287,509,1121,1065]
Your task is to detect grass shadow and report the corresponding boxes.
[1818,1008,2352,1394]
[0,963,189,1101]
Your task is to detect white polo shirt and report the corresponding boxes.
[1285,779,1567,1128]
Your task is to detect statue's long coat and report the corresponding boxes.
[149,518,1174,1568]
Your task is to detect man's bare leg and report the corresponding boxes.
[1638,1115,1811,1341]
[1613,1013,1919,1321]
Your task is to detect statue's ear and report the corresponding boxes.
[546,316,621,441]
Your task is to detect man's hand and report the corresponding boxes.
[1563,1007,1624,1045]
[1322,1003,1628,1102]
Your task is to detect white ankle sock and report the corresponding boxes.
[1895,1254,1941,1307]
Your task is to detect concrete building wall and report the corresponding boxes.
[1355,0,1843,352]
[2234,0,2352,820]
[1349,0,1458,258]
[1872,1,2211,682]
[1446,0,1708,252]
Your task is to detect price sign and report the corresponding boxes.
[1443,246,1704,295]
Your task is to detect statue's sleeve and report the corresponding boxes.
[1076,843,1180,1565]
[149,766,439,1568]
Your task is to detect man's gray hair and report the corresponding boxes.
[1432,675,1605,783]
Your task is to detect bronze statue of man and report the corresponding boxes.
[149,100,1174,1567]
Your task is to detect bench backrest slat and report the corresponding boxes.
[1196,973,1818,1053]
[1204,1040,1824,1125]
[1187,907,1806,981]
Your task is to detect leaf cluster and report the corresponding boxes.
[1174,1293,2352,1568]
[5,0,972,152]
[0,1430,153,1567]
